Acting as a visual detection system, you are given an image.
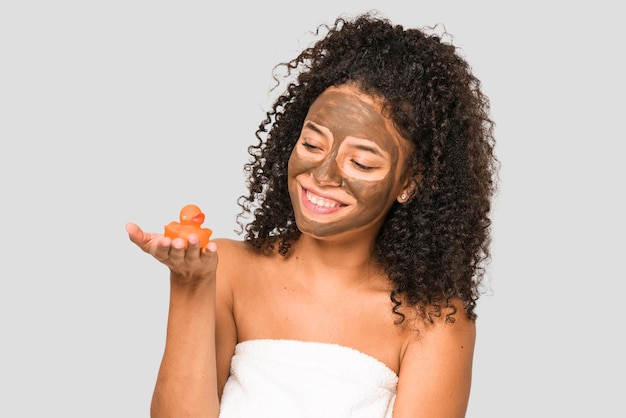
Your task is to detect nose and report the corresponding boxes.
[310,154,343,186]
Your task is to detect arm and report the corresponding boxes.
[393,306,476,418]
[126,223,220,418]
[213,239,238,398]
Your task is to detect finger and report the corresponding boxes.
[125,222,144,245]
[204,240,218,254]
[152,237,173,262]
[199,241,218,265]
[184,234,202,262]
[166,237,187,263]
[126,222,156,253]
[127,222,166,257]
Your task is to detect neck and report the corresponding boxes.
[289,235,387,291]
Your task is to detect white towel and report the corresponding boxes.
[219,339,398,418]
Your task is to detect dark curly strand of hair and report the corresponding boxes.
[236,12,497,323]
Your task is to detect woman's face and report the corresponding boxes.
[287,84,414,241]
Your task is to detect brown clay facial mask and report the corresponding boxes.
[288,85,411,239]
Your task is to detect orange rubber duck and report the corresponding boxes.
[164,204,213,248]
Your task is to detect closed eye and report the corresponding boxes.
[352,159,374,171]
[302,141,319,150]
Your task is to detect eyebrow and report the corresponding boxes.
[303,121,326,136]
[350,142,384,157]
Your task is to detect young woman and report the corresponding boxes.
[127,11,497,418]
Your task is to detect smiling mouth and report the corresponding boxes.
[305,189,346,209]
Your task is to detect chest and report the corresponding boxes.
[231,266,408,374]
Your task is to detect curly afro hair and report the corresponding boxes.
[236,11,498,323]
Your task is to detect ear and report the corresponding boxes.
[396,172,422,204]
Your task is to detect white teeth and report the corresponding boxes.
[306,190,340,208]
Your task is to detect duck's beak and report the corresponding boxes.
[192,212,205,224]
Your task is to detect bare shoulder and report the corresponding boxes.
[212,238,261,276]
[394,300,476,417]
[212,237,252,261]
[212,238,265,310]
[212,237,280,312]
[212,238,284,285]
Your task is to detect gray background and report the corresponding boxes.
[1,1,623,416]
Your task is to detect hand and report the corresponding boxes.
[125,222,218,285]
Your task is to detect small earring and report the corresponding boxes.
[401,193,407,200]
